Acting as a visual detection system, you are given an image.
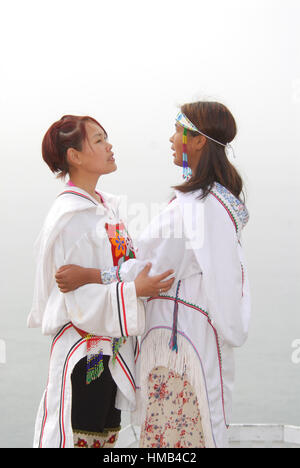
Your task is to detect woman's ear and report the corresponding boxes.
[193,135,206,151]
[66,148,82,168]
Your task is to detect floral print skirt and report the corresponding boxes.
[140,366,206,448]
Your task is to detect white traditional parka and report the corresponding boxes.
[118,183,251,448]
[28,185,145,448]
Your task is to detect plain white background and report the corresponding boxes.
[0,0,299,447]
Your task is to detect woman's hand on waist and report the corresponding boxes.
[134,263,175,297]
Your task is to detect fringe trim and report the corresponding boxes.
[134,328,216,449]
[73,426,121,437]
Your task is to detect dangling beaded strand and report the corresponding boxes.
[86,335,104,385]
[182,128,192,180]
[112,337,127,365]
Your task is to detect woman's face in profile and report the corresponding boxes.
[76,121,117,176]
[170,123,184,167]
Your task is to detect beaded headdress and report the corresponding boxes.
[175,111,236,180]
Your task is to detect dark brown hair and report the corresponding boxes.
[42,115,107,179]
[173,101,244,201]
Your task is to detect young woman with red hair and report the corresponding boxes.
[28,115,175,448]
[55,102,251,448]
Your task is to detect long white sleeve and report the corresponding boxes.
[181,193,251,348]
[119,199,201,283]
[65,281,145,338]
[42,224,145,338]
[204,218,249,347]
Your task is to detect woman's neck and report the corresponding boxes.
[68,173,101,203]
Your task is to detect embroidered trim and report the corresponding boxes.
[116,282,124,337]
[214,182,249,228]
[101,266,118,285]
[105,222,136,266]
[210,190,239,233]
[73,427,121,437]
[104,426,122,432]
[116,265,122,282]
[74,436,89,448]
[60,339,87,448]
[148,294,211,321]
[58,190,98,206]
[115,352,136,391]
[120,282,129,337]
[39,322,73,448]
[210,183,249,235]
[73,427,121,448]
[115,282,129,338]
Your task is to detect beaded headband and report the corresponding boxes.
[176,112,236,160]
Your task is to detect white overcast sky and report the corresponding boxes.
[0,0,299,286]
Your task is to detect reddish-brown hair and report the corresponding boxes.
[173,102,244,201]
[42,115,107,179]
